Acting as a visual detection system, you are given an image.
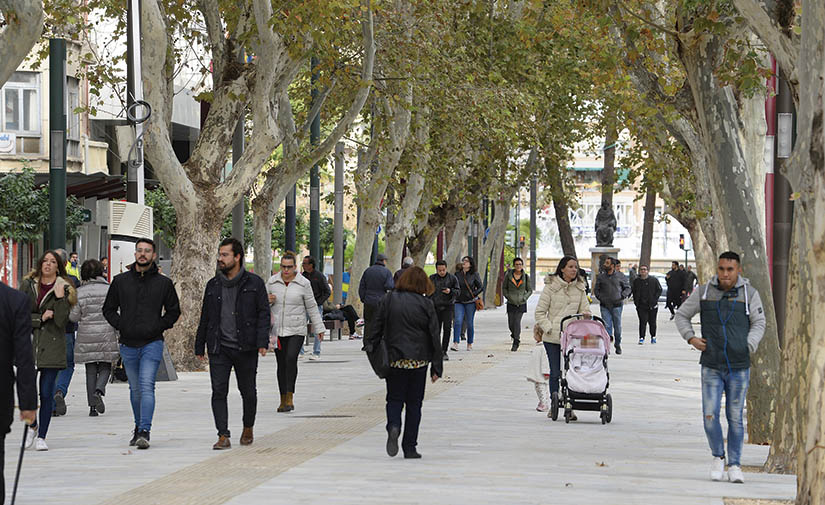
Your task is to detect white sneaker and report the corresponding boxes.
[309,354,320,361]
[728,465,744,483]
[34,437,48,451]
[24,426,37,449]
[710,456,726,481]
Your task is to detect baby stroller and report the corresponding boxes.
[549,314,613,424]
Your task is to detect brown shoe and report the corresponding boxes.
[240,427,253,446]
[277,393,288,413]
[285,392,295,412]
[213,435,231,450]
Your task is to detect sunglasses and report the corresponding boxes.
[280,264,295,270]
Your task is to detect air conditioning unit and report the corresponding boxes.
[108,201,153,238]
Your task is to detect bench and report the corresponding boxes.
[306,319,344,344]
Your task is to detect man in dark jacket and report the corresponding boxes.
[302,256,330,359]
[358,254,394,342]
[1,282,37,501]
[684,265,698,296]
[103,238,180,450]
[631,265,662,345]
[393,256,414,284]
[666,261,687,320]
[196,238,269,450]
[675,251,765,484]
[428,260,459,360]
[593,257,630,354]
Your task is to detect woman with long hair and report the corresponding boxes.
[19,250,77,450]
[452,256,483,351]
[69,259,119,416]
[534,256,591,420]
[366,266,441,459]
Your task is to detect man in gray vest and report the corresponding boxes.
[675,251,766,484]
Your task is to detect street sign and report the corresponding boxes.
[81,208,92,223]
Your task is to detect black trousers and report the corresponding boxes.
[363,303,378,340]
[385,366,427,453]
[209,347,259,437]
[637,306,658,339]
[507,310,525,343]
[665,295,681,315]
[2,400,11,505]
[435,306,454,354]
[339,305,359,334]
[274,335,303,394]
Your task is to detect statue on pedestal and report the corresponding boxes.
[595,199,617,247]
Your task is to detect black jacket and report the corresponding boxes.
[0,282,37,432]
[302,269,331,306]
[593,270,630,308]
[359,263,394,305]
[666,268,686,298]
[365,291,442,378]
[102,263,181,348]
[631,276,662,310]
[195,270,270,355]
[428,272,459,309]
[455,270,483,303]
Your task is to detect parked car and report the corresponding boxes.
[649,272,668,303]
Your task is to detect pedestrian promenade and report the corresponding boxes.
[5,295,796,505]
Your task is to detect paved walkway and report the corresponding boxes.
[5,295,796,504]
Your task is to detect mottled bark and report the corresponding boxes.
[482,197,512,308]
[0,0,43,87]
[638,188,656,268]
[444,219,469,269]
[544,159,576,257]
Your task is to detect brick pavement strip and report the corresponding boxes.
[97,351,497,505]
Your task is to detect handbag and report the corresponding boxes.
[464,275,483,311]
[365,294,392,379]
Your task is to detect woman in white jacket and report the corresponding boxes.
[266,253,325,412]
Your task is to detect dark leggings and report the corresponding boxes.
[274,335,303,394]
[37,368,60,439]
[340,305,360,334]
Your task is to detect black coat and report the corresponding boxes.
[359,263,394,305]
[302,269,331,306]
[102,263,181,348]
[195,270,271,355]
[455,270,483,303]
[631,276,662,310]
[0,282,37,433]
[428,272,459,309]
[365,291,442,378]
[666,268,686,300]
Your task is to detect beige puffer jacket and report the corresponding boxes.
[266,272,325,339]
[534,274,591,344]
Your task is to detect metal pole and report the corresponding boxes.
[530,175,537,290]
[436,230,444,261]
[231,99,245,246]
[309,57,321,268]
[333,142,344,305]
[467,216,473,257]
[49,38,67,251]
[765,56,777,282]
[126,0,144,204]
[773,67,795,347]
[285,185,296,252]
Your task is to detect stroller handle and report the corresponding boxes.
[559,313,606,331]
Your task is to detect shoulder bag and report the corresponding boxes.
[464,274,484,311]
[365,293,392,379]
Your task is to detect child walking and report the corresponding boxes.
[526,326,550,411]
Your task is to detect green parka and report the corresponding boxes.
[501,269,532,307]
[20,273,77,369]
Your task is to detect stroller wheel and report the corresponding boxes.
[606,394,613,423]
[564,409,571,424]
[550,392,559,421]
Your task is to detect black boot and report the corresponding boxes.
[511,339,520,352]
[404,449,422,459]
[129,426,139,446]
[386,426,400,457]
[89,406,98,417]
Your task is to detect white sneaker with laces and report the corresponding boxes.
[34,437,48,451]
[25,426,37,449]
[710,456,726,481]
[728,465,744,483]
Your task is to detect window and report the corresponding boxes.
[1,72,40,135]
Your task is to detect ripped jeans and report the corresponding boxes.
[701,366,750,467]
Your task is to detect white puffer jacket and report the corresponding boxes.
[534,274,591,344]
[266,272,325,339]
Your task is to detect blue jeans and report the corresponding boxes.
[119,340,164,432]
[701,366,750,466]
[55,332,76,395]
[453,302,476,344]
[300,306,323,356]
[543,342,562,394]
[37,368,60,439]
[599,305,623,346]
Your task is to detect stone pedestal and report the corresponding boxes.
[590,246,620,287]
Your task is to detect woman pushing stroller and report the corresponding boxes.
[534,256,591,420]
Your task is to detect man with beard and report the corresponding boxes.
[196,238,270,449]
[666,261,687,320]
[103,238,180,450]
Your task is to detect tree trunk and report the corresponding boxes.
[545,161,576,257]
[406,205,448,267]
[691,223,716,284]
[0,1,43,87]
[678,31,781,444]
[251,192,282,278]
[383,170,427,269]
[483,198,511,308]
[638,187,656,268]
[165,199,224,370]
[444,219,469,269]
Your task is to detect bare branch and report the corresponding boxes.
[616,1,681,38]
[197,0,227,89]
[730,0,798,85]
[0,0,44,86]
